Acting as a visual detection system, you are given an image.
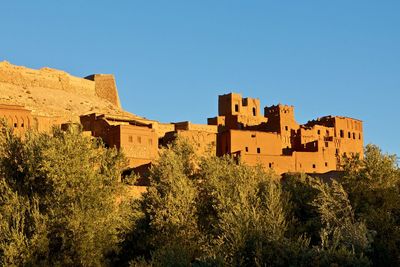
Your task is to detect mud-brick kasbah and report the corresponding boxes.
[0,61,364,175]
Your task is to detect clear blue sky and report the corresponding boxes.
[1,1,399,156]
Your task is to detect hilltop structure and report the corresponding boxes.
[0,62,364,175]
[208,93,363,174]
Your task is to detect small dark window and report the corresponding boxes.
[325,142,328,148]
[257,147,261,154]
[312,164,316,169]
[14,123,17,128]
[21,123,24,128]
[317,130,321,135]
[348,132,351,138]
[352,133,356,139]
[128,136,133,142]
[137,136,142,143]
[285,126,289,131]
[336,149,339,155]
[252,107,256,116]
[325,162,328,167]
[269,163,272,168]
[359,133,361,140]
[235,104,239,112]
[245,147,248,152]
[340,130,344,138]
[326,130,329,135]
[251,134,256,138]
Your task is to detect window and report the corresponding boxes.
[252,107,256,116]
[257,147,261,154]
[336,149,339,155]
[353,132,356,139]
[340,130,344,138]
[326,130,329,135]
[245,147,249,152]
[359,133,361,140]
[317,130,321,135]
[269,163,272,168]
[235,104,239,112]
[348,132,351,138]
[325,162,328,167]
[21,123,24,128]
[251,134,256,138]
[285,126,289,131]
[312,164,316,169]
[14,123,17,128]
[137,136,142,143]
[128,136,133,142]
[325,142,329,148]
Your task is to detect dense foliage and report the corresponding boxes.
[0,124,399,266]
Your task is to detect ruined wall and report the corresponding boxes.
[0,62,96,96]
[84,74,121,108]
[0,62,122,111]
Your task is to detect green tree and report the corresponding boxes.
[342,144,400,266]
[0,123,128,266]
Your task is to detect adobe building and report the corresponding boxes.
[0,104,65,134]
[0,104,33,135]
[208,93,363,174]
[80,113,158,168]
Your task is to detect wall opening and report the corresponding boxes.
[252,107,256,116]
[312,164,316,169]
[245,147,248,152]
[235,104,239,112]
[257,147,261,154]
[340,130,344,138]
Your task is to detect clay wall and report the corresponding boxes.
[174,130,217,156]
[240,154,295,174]
[0,104,33,135]
[0,62,122,108]
[80,113,157,168]
[119,125,158,168]
[153,122,175,138]
[218,130,282,156]
[174,121,218,133]
[293,150,337,173]
[84,74,121,108]
[0,62,96,96]
[216,93,267,129]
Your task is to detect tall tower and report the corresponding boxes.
[264,104,299,149]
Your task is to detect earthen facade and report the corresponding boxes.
[208,93,364,174]
[80,113,158,168]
